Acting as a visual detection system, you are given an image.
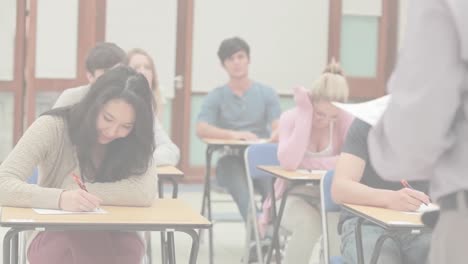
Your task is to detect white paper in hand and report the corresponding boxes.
[333,95,391,126]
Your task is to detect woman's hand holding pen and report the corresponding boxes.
[59,189,103,212]
[385,188,431,212]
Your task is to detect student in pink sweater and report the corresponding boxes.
[260,61,354,264]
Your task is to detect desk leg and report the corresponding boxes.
[12,233,18,264]
[182,229,200,264]
[200,146,215,264]
[3,230,11,264]
[369,234,400,264]
[355,218,365,264]
[158,179,166,264]
[159,176,179,199]
[167,231,176,264]
[158,179,164,199]
[3,228,21,264]
[143,232,153,264]
[169,177,179,198]
[160,232,167,264]
[158,176,178,264]
[266,186,291,264]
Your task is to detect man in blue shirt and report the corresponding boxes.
[196,37,281,225]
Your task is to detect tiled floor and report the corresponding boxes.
[153,184,330,264]
[150,184,249,264]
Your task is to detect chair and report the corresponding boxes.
[27,168,39,184]
[319,170,343,264]
[243,143,279,264]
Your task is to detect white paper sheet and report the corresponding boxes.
[417,203,439,213]
[242,139,269,145]
[402,203,439,215]
[33,208,107,215]
[295,169,327,174]
[333,95,391,126]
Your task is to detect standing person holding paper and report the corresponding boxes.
[0,66,157,264]
[368,1,468,263]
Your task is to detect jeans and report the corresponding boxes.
[281,194,322,264]
[216,154,271,221]
[341,217,431,264]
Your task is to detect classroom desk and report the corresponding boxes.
[257,165,325,264]
[158,166,184,199]
[342,204,428,264]
[200,138,264,264]
[0,199,211,264]
[155,166,184,264]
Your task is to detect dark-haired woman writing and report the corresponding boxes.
[0,66,157,264]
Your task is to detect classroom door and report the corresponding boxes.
[0,0,26,162]
[24,0,105,125]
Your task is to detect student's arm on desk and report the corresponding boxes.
[332,153,429,212]
[196,122,257,140]
[84,165,157,207]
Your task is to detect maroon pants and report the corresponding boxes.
[28,231,144,264]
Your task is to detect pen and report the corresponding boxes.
[400,180,428,206]
[72,173,88,192]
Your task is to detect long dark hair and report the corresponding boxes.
[45,66,155,182]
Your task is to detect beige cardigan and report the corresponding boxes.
[0,115,157,259]
[0,115,157,209]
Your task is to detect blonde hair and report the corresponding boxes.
[127,48,163,110]
[309,58,349,103]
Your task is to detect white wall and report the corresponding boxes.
[106,0,178,99]
[343,0,382,16]
[191,0,330,95]
[35,0,78,79]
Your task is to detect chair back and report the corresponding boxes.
[243,143,279,264]
[27,168,39,184]
[244,143,279,180]
[320,170,343,264]
[321,170,341,212]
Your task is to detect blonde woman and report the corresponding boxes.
[260,60,354,264]
[127,48,165,121]
[127,48,181,165]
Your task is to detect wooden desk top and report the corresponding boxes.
[343,204,424,229]
[257,165,325,182]
[202,138,268,146]
[157,166,184,177]
[0,199,211,229]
